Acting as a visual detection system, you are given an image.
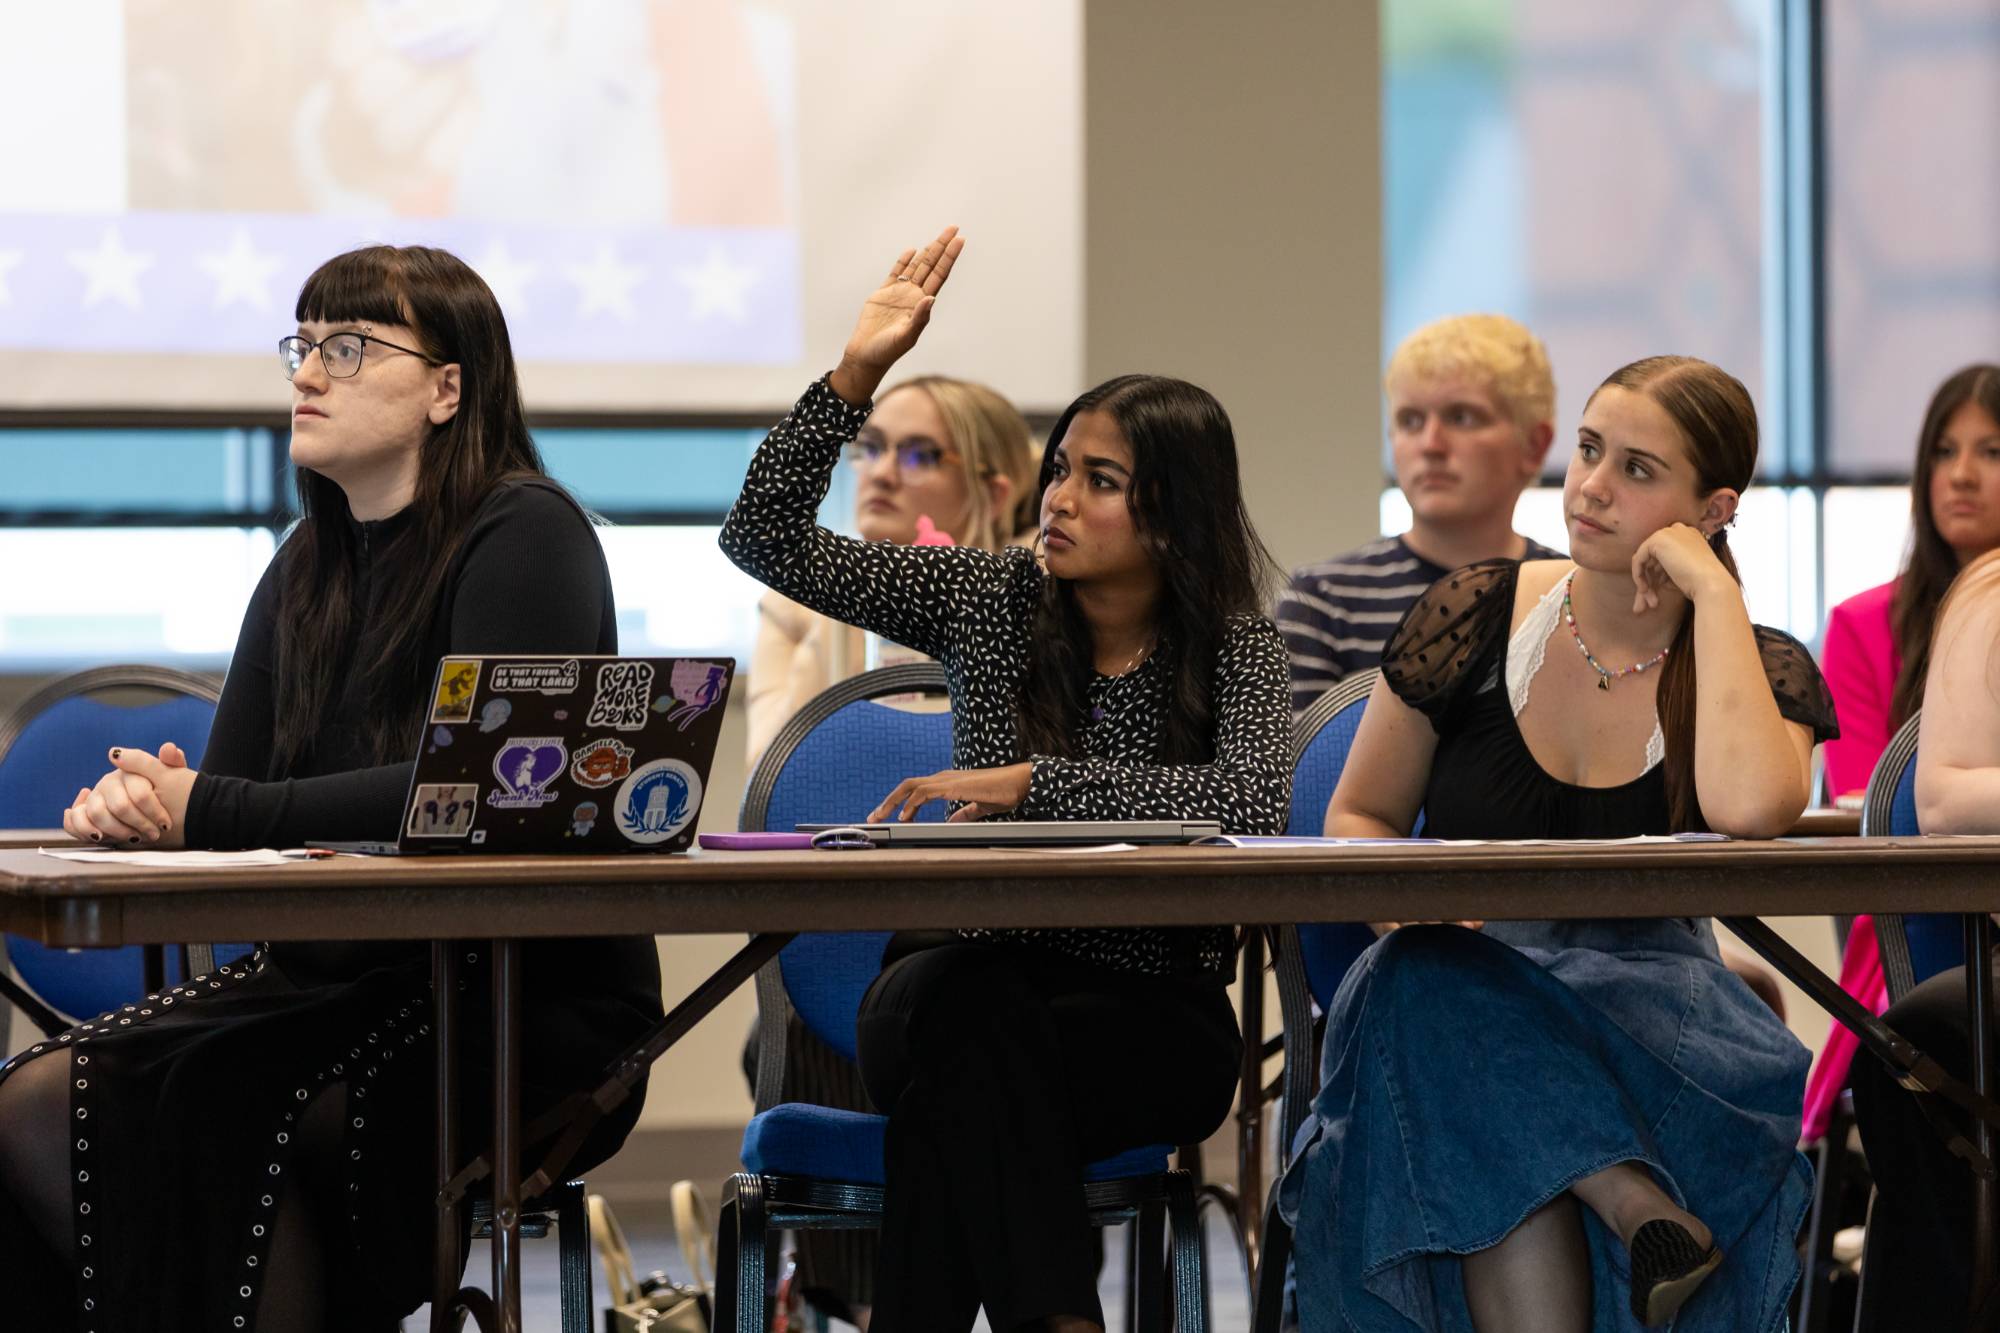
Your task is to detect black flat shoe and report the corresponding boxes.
[1629,1218,1722,1327]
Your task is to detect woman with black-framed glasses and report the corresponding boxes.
[0,244,664,1331]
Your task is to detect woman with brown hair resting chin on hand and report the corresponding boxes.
[1280,356,1838,1332]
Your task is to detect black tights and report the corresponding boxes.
[0,1052,348,1330]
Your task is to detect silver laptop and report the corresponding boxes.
[795,819,1222,848]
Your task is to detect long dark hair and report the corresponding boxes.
[1015,375,1275,764]
[1889,364,2000,729]
[1589,357,1759,832]
[273,245,547,771]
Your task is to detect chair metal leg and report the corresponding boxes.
[0,968,66,1038]
[715,1173,767,1333]
[1132,1197,1168,1333]
[1164,1170,1208,1333]
[554,1182,593,1333]
[1250,1181,1294,1333]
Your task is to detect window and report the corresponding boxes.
[0,425,805,670]
[1380,0,1998,643]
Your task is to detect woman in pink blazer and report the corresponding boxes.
[1802,365,2000,1148]
[1820,364,2000,799]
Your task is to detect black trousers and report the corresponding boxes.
[855,937,1241,1333]
[1851,959,1998,1331]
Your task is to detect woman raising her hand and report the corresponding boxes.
[719,228,1291,1332]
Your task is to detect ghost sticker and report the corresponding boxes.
[408,784,478,838]
[487,737,567,810]
[570,737,635,789]
[476,698,513,734]
[431,659,480,723]
[613,758,702,846]
[585,661,655,732]
[569,801,600,838]
[658,661,728,732]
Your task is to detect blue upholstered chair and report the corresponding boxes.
[1252,669,1383,1333]
[1863,711,1961,1001]
[0,665,252,1033]
[722,662,1208,1333]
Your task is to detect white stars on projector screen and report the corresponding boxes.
[196,230,282,310]
[68,228,155,309]
[674,246,758,324]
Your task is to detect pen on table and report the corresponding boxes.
[279,848,337,860]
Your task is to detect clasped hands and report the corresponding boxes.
[868,762,1033,824]
[62,744,198,848]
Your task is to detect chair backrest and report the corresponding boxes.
[1285,671,1393,1010]
[0,666,222,1021]
[1862,711,1960,1001]
[1273,671,1389,1151]
[741,665,954,1097]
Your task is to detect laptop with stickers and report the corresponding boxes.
[328,654,734,855]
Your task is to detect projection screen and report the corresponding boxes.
[0,0,1082,415]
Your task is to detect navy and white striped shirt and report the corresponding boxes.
[1275,533,1565,714]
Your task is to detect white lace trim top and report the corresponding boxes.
[1506,568,1667,773]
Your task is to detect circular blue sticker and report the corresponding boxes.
[612,758,702,845]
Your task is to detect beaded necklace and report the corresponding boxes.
[1562,570,1669,691]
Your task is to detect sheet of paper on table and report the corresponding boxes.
[39,848,340,867]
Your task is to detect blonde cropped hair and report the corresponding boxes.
[1385,313,1556,434]
[880,375,1041,551]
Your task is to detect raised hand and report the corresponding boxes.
[829,226,966,406]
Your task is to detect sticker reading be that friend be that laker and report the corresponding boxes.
[491,660,581,695]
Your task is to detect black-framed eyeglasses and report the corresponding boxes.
[278,332,438,381]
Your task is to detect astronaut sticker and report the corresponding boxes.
[476,698,513,733]
[408,784,478,838]
[585,661,655,732]
[570,737,635,789]
[569,801,600,838]
[613,758,703,846]
[656,661,728,732]
[487,737,567,810]
[430,659,480,723]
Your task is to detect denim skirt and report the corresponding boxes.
[1278,919,1812,1332]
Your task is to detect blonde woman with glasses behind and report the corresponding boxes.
[745,374,1042,768]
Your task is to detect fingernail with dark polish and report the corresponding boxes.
[127,836,141,845]
[110,748,121,758]
[90,833,102,843]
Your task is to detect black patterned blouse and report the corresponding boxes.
[719,377,1293,977]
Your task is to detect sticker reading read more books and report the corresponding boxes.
[585,661,655,732]
[408,784,479,838]
[613,758,702,845]
[490,659,581,695]
[430,659,481,723]
[487,737,567,810]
